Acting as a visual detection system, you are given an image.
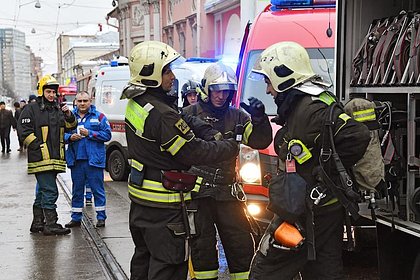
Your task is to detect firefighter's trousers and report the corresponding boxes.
[70,160,106,221]
[190,198,254,280]
[129,202,189,280]
[34,171,59,209]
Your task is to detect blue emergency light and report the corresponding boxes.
[271,0,335,9]
[110,60,118,67]
[185,57,219,63]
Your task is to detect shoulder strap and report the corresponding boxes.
[320,103,361,219]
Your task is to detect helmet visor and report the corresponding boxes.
[208,83,237,92]
[168,56,186,70]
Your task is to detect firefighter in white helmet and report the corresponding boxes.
[121,41,239,280]
[248,42,370,279]
[183,62,272,280]
[18,74,77,236]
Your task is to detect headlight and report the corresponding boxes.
[238,144,262,185]
[247,203,261,216]
[239,162,261,183]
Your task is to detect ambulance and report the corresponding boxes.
[235,0,336,225]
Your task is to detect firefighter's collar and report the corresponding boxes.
[120,84,147,99]
[294,80,331,96]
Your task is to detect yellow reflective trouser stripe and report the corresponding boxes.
[353,108,376,122]
[65,119,77,129]
[128,183,192,203]
[131,159,144,171]
[60,127,64,160]
[242,121,252,145]
[194,270,219,279]
[165,135,187,156]
[230,271,250,280]
[125,100,153,137]
[23,133,36,147]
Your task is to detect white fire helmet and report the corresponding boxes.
[201,62,237,103]
[252,41,316,93]
[128,41,183,88]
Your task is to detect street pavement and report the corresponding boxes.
[0,137,109,280]
[0,136,229,279]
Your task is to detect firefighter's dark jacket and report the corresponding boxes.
[18,97,77,174]
[275,91,370,192]
[182,100,272,199]
[124,87,239,209]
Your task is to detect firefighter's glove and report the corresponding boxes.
[240,97,265,120]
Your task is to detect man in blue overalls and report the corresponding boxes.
[64,91,111,228]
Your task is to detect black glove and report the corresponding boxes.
[240,97,265,119]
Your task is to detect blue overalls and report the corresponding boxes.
[65,105,111,222]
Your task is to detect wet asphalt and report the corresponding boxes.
[0,136,226,280]
[0,140,109,279]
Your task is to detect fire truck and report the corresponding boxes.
[58,85,77,109]
[235,0,336,226]
[336,0,420,278]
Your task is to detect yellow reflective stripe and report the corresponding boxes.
[27,159,66,174]
[41,126,48,142]
[165,135,187,156]
[23,133,37,147]
[230,271,250,280]
[335,113,350,136]
[193,176,203,192]
[313,92,335,105]
[28,159,67,167]
[66,118,77,129]
[322,197,338,206]
[128,183,192,203]
[125,100,153,137]
[131,159,144,172]
[194,270,219,279]
[352,108,376,122]
[242,121,252,145]
[60,127,64,159]
[40,144,50,160]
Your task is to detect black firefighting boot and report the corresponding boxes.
[30,205,45,233]
[43,208,71,236]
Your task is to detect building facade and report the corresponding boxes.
[107,0,269,61]
[0,28,41,99]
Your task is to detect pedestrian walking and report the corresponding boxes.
[0,101,17,153]
[18,74,77,236]
[182,62,272,280]
[248,41,371,279]
[13,101,24,151]
[64,91,111,228]
[122,41,239,280]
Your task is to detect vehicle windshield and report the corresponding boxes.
[241,48,335,115]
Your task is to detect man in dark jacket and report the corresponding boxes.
[18,74,77,236]
[122,41,240,280]
[248,42,371,279]
[183,62,272,280]
[0,101,17,153]
[13,101,23,151]
[64,91,111,228]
